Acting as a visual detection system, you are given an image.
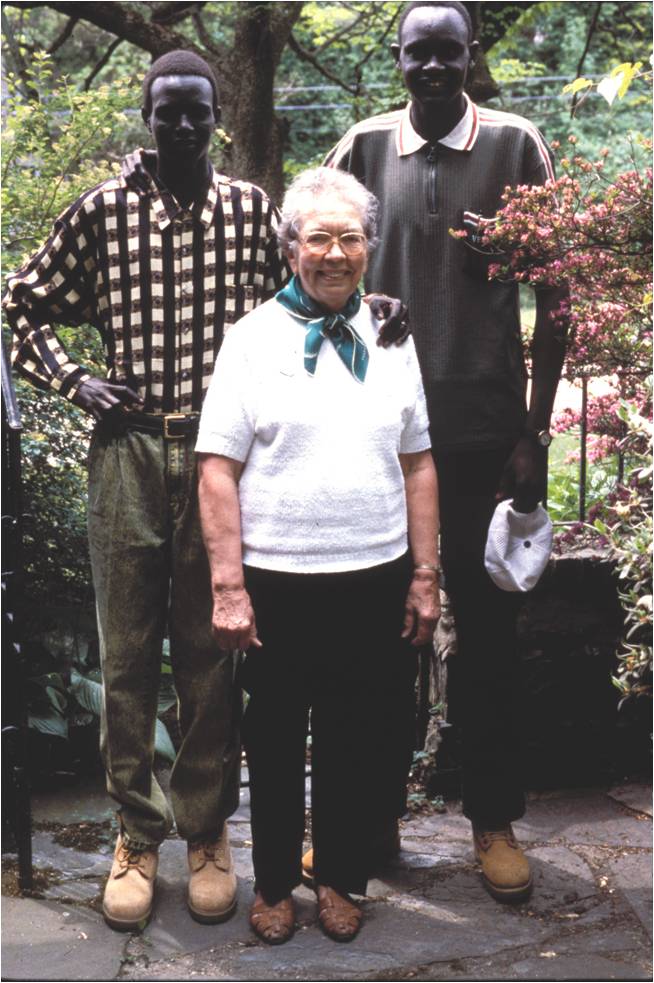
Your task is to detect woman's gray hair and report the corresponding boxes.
[278,167,379,252]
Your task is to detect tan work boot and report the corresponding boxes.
[187,824,237,923]
[473,825,532,903]
[102,834,158,931]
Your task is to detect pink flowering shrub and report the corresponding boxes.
[553,385,651,463]
[473,144,652,701]
[479,140,652,380]
[597,407,652,702]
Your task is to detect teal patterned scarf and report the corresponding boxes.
[275,275,369,383]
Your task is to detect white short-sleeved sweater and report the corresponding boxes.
[196,296,431,573]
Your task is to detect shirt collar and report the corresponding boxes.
[396,94,479,156]
[132,150,219,231]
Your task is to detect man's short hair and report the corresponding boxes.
[398,1,475,44]
[142,50,220,114]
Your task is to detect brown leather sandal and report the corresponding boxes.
[317,885,362,942]
[249,892,295,945]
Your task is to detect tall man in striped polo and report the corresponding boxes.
[5,51,286,931]
[324,1,567,902]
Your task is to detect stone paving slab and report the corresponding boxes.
[608,783,653,817]
[412,951,653,982]
[514,789,653,848]
[2,896,125,982]
[607,850,653,938]
[3,784,652,982]
[32,830,113,879]
[31,776,115,826]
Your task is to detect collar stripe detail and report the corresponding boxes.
[339,96,551,176]
[396,95,478,157]
[463,101,479,151]
[477,109,554,180]
[326,112,404,168]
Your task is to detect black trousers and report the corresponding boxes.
[434,445,526,828]
[240,555,418,904]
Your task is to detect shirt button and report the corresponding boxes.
[181,370,191,381]
[183,283,194,296]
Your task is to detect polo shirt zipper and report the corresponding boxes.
[426,144,438,215]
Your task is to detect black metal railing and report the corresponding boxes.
[2,339,33,890]
[555,370,648,525]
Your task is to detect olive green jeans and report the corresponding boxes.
[87,427,240,849]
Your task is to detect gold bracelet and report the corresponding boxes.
[414,563,440,574]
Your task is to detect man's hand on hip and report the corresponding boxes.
[496,436,547,513]
[74,378,144,422]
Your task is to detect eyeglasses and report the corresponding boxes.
[299,231,367,257]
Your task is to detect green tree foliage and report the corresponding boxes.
[486,2,653,173]
[2,2,562,193]
[599,403,652,703]
[2,55,135,612]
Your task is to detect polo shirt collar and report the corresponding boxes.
[133,150,218,230]
[396,93,479,156]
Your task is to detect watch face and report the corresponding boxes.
[538,430,552,447]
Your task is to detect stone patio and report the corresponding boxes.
[2,777,651,981]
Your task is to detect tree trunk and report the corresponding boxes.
[6,1,534,199]
[8,1,302,201]
[219,3,302,203]
[466,2,537,102]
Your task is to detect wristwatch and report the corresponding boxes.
[523,426,553,448]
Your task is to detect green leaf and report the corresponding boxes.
[70,669,103,716]
[28,711,69,738]
[562,77,593,95]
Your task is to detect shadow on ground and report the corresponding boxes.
[2,778,651,982]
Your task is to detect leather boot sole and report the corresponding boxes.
[187,896,237,924]
[480,871,533,904]
[102,902,153,932]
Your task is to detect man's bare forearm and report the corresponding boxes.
[527,283,568,431]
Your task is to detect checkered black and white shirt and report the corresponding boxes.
[4,150,288,413]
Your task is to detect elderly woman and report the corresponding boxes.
[196,167,439,945]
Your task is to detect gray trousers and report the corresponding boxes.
[87,427,240,848]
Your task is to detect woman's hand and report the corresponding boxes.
[400,449,440,645]
[211,585,262,652]
[197,453,257,652]
[402,570,441,646]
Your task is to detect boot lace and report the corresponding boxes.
[117,843,152,876]
[191,837,229,870]
[476,827,518,851]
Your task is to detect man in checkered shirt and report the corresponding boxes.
[4,51,287,932]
